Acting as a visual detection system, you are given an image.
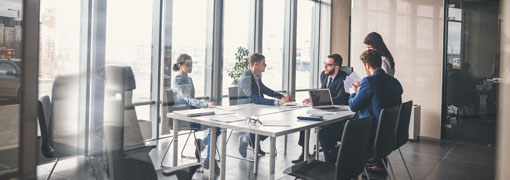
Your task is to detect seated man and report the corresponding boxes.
[297,54,350,163]
[349,49,402,172]
[237,53,292,158]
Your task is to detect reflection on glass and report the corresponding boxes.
[262,0,285,91]
[0,0,22,174]
[296,0,315,90]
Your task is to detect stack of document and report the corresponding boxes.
[306,109,337,116]
[209,115,246,123]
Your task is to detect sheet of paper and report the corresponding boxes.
[210,115,246,123]
[343,71,362,93]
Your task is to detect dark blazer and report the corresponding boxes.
[320,70,350,105]
[349,69,403,122]
[237,69,284,105]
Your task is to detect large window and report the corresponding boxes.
[171,0,208,97]
[222,0,251,100]
[295,0,317,100]
[105,0,155,140]
[262,0,285,92]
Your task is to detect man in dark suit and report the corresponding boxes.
[237,53,292,158]
[293,54,350,163]
[349,49,402,172]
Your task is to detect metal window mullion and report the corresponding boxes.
[249,0,263,53]
[311,0,321,89]
[150,0,164,139]
[205,0,224,105]
[18,0,40,178]
[88,0,107,156]
[80,0,92,156]
[283,0,297,97]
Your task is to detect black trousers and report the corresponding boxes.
[297,121,346,163]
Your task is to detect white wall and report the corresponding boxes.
[349,0,444,138]
[497,0,510,179]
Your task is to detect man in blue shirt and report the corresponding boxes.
[349,49,402,172]
[237,53,292,158]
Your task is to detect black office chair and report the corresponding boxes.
[394,101,413,180]
[161,90,209,164]
[283,116,373,180]
[340,66,353,75]
[366,105,400,180]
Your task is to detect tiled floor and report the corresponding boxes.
[36,130,495,180]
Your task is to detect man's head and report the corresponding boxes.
[324,54,342,76]
[249,53,267,76]
[360,49,382,76]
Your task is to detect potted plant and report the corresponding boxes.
[227,47,250,86]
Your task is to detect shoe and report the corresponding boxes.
[366,165,387,175]
[291,154,304,163]
[239,136,248,158]
[195,139,206,161]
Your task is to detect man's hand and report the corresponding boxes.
[302,98,311,105]
[349,86,357,94]
[352,81,361,89]
[207,102,214,108]
[284,94,293,101]
[278,97,291,105]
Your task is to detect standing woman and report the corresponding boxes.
[363,32,395,76]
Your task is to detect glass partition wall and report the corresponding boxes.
[24,0,332,179]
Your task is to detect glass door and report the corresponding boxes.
[443,0,501,146]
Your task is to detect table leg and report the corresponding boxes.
[304,129,310,162]
[268,136,276,180]
[210,128,217,178]
[284,135,288,155]
[172,119,179,167]
[253,134,260,174]
[315,127,320,160]
[220,128,227,180]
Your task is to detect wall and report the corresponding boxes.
[348,0,444,138]
[330,0,351,66]
[497,0,510,179]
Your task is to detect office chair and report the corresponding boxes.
[283,116,373,180]
[161,89,209,165]
[340,66,353,75]
[366,105,400,180]
[394,101,413,180]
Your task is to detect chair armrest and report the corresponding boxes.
[162,162,201,179]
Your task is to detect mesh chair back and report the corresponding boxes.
[228,87,238,106]
[37,96,54,158]
[165,90,200,130]
[340,66,353,75]
[371,105,400,161]
[395,101,413,150]
[335,116,373,180]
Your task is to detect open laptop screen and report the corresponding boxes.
[309,89,333,107]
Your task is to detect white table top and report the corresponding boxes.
[167,103,355,137]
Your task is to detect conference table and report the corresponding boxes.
[167,103,355,180]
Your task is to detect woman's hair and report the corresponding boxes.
[363,32,394,69]
[173,54,192,71]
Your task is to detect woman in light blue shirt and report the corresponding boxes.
[172,54,219,173]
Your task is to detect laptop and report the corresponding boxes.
[309,89,347,112]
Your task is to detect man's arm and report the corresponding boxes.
[349,78,373,111]
[260,81,284,99]
[238,74,278,105]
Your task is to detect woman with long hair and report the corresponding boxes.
[363,32,395,76]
